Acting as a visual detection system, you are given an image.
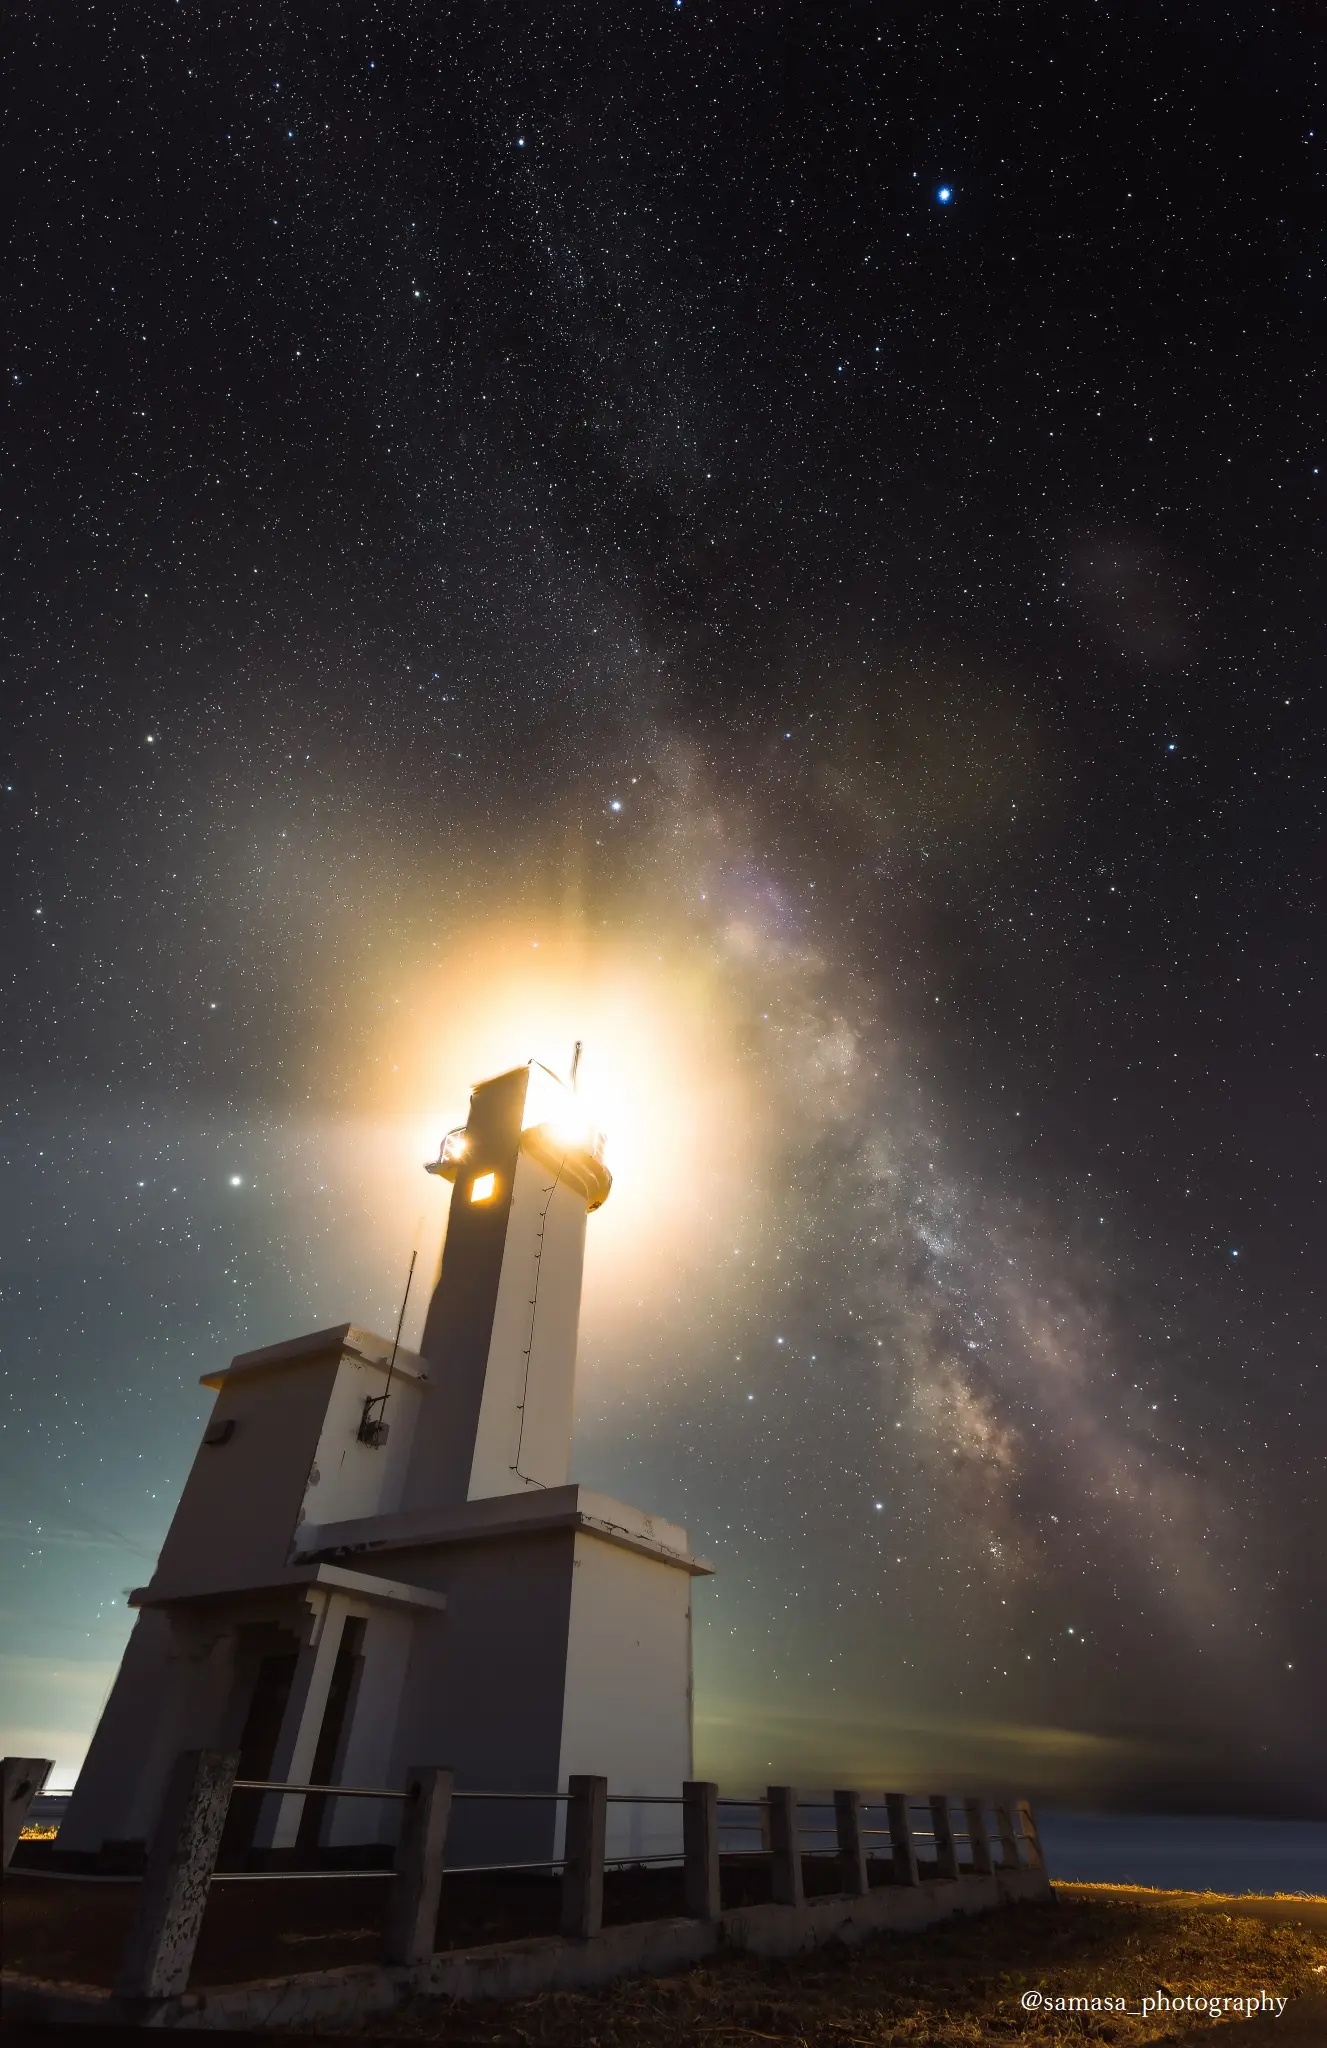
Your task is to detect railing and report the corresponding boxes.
[8,1750,1043,2002]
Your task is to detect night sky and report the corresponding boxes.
[4,3,1325,1813]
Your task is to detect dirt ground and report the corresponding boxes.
[7,1879,1327,2043]
[310,1888,1327,2046]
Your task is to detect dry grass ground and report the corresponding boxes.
[318,1888,1327,2046]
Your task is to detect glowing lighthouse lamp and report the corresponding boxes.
[429,1048,609,1202]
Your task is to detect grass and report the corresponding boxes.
[315,1889,1327,2045]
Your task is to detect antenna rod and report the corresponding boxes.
[379,1247,418,1413]
[570,1039,583,1090]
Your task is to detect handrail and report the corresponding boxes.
[160,1775,1033,1815]
[436,1851,689,1875]
[232,1781,587,1803]
[443,1857,567,1874]
[210,1868,397,1883]
[449,1788,569,1802]
[232,1779,409,1799]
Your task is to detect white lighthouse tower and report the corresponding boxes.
[404,1055,613,1509]
[61,1059,710,1869]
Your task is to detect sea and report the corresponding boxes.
[1037,1812,1327,1896]
[710,1802,1327,1897]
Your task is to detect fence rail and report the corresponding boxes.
[207,1867,399,1884]
[450,1788,569,1802]
[4,1751,1043,2001]
[232,1779,410,1799]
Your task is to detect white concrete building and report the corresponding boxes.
[62,1062,712,1868]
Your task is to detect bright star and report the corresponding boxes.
[936,185,952,203]
[229,1175,244,1187]
[610,799,622,812]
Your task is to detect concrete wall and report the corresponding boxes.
[363,1525,697,1868]
[385,1530,577,1866]
[558,1535,694,1862]
[151,1359,340,1600]
[405,1068,529,1513]
[60,1609,180,1851]
[145,1342,424,1609]
[63,1320,428,1855]
[61,1609,255,1852]
[324,1605,414,1849]
[307,1357,423,1529]
[467,1153,587,1501]
[63,1584,424,1857]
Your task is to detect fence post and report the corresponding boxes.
[929,1795,959,1880]
[1016,1798,1047,1873]
[383,1765,453,1967]
[683,1780,721,1921]
[832,1789,869,1897]
[993,1801,1021,1870]
[964,1797,993,1876]
[886,1792,919,1886]
[3,1757,53,1869]
[561,1775,606,1938]
[766,1785,803,1907]
[114,1749,237,2002]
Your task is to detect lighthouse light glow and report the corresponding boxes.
[345,917,762,1360]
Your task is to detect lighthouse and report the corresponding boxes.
[405,1057,613,1508]
[61,1057,710,1870]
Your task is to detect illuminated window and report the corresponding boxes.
[470,1171,496,1203]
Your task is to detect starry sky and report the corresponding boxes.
[4,2,1325,1812]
